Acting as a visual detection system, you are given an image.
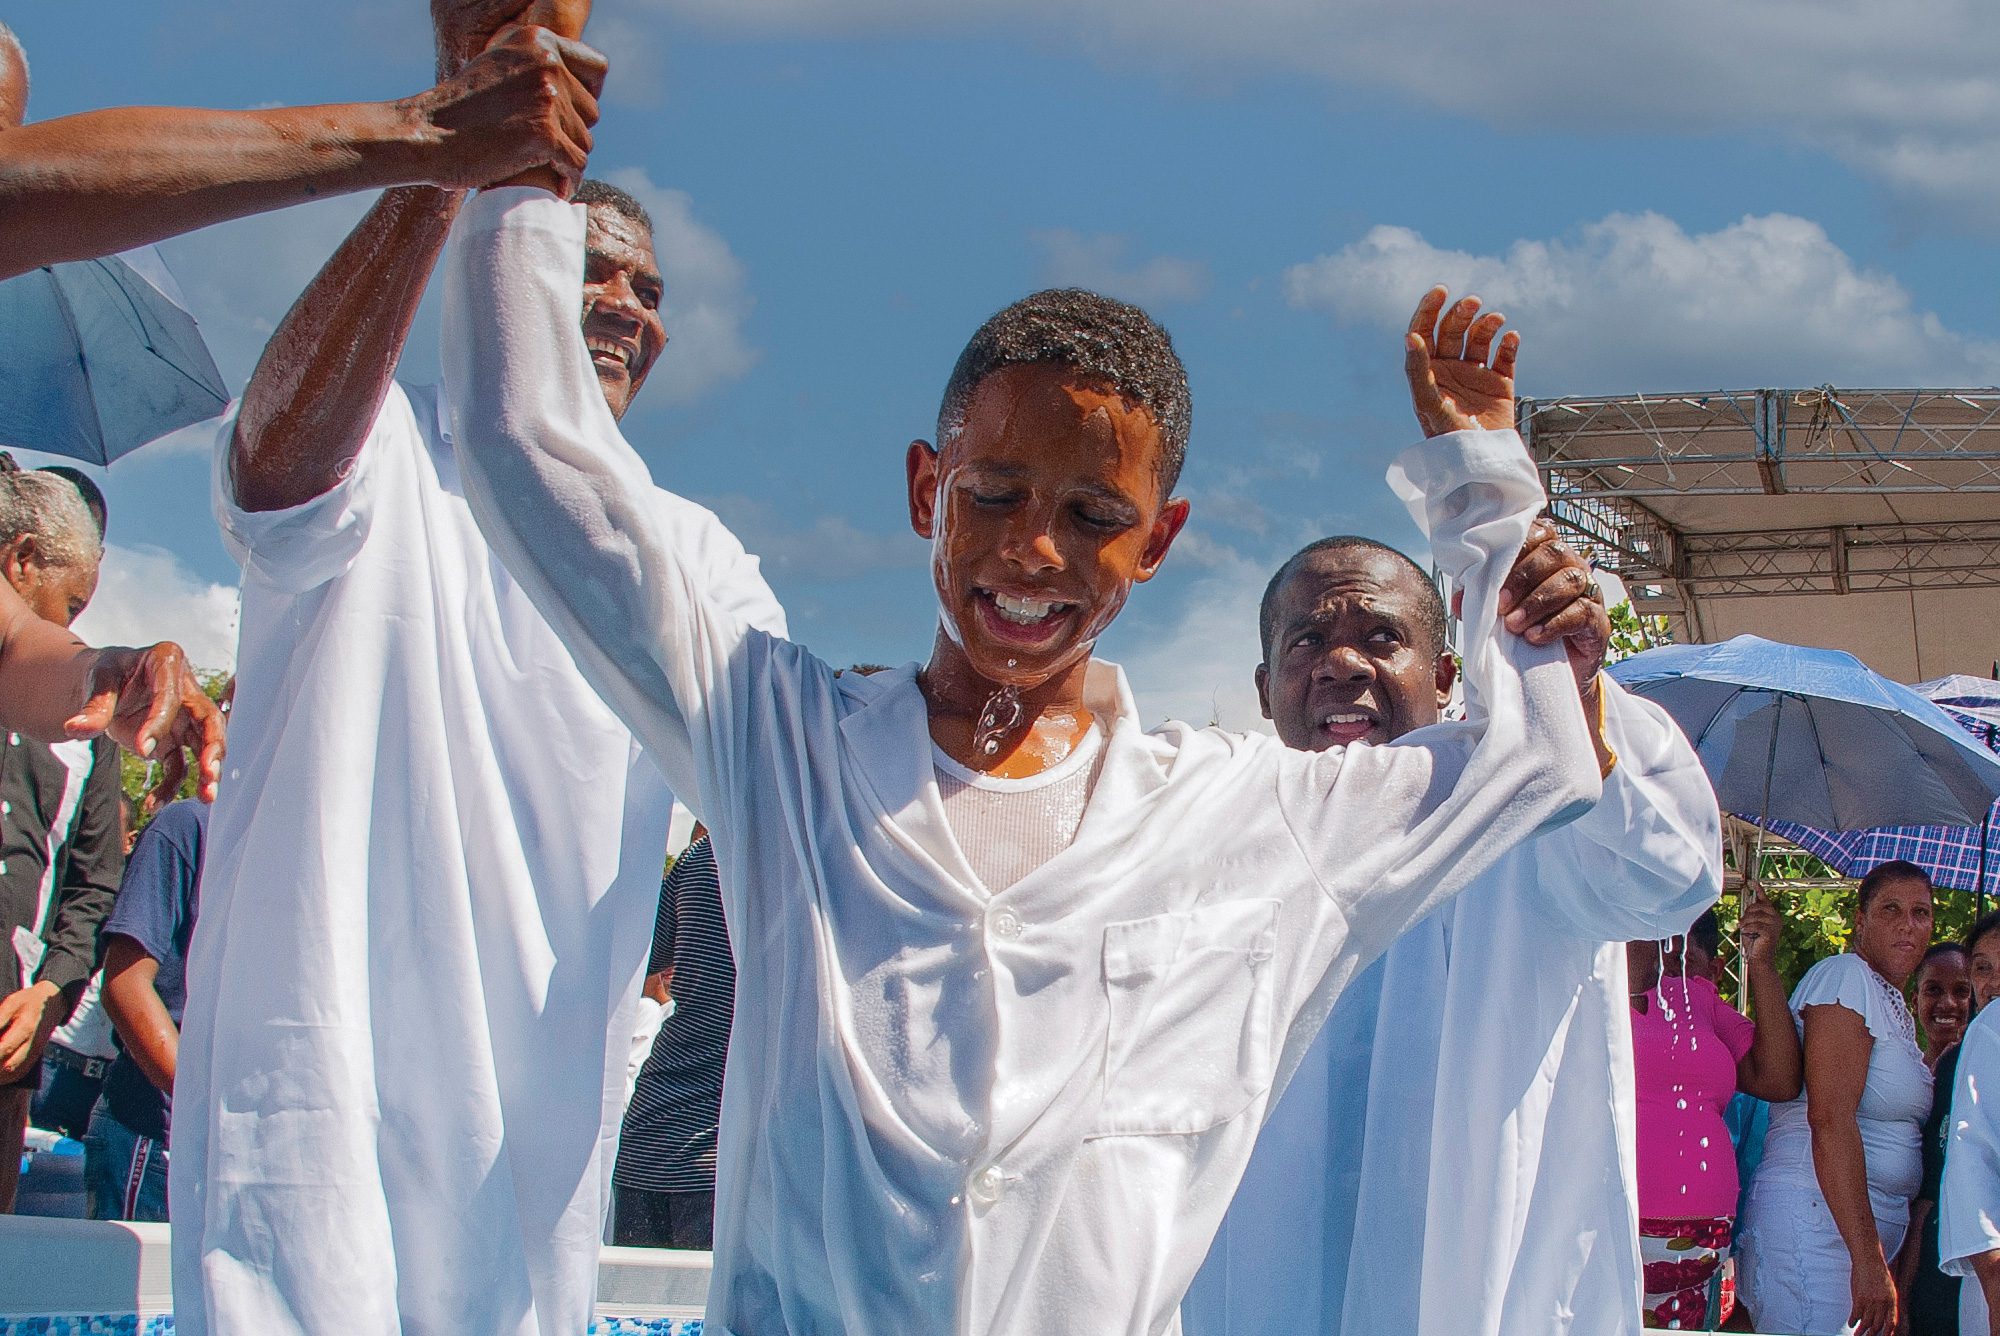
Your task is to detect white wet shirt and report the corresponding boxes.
[171,380,785,1336]
[1183,679,1722,1336]
[441,187,1602,1336]
[1942,1001,2000,1336]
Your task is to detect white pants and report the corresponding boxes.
[1736,1175,1908,1335]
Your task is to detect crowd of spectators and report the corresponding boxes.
[1627,865,2000,1335]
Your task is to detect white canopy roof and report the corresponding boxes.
[1522,386,2000,682]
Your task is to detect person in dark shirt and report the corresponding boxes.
[1908,919,2000,1335]
[0,469,124,1212]
[614,833,730,1249]
[88,797,206,1221]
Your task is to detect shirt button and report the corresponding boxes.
[991,909,1022,940]
[969,1165,1007,1204]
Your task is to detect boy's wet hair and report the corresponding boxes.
[937,288,1192,496]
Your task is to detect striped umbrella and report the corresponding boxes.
[1762,677,2000,908]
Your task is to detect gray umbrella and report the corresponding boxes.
[0,246,227,464]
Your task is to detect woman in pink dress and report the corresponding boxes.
[1629,894,1801,1329]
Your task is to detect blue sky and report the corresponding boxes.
[14,1,2000,727]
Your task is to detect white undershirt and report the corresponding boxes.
[933,725,1105,893]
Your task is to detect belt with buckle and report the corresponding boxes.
[44,1043,109,1080]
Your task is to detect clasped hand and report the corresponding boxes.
[417,1,605,197]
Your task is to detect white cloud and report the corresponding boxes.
[72,543,239,674]
[634,0,2000,223]
[1283,211,2000,392]
[604,168,761,403]
[1030,230,1209,306]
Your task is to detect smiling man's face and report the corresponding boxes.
[907,362,1188,690]
[578,204,667,420]
[1256,546,1453,751]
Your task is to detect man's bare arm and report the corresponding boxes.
[0,581,223,797]
[0,26,597,282]
[231,27,602,513]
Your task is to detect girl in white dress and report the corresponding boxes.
[1738,861,1937,1336]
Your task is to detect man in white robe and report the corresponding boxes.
[440,178,1607,1333]
[1182,529,1720,1336]
[168,34,786,1336]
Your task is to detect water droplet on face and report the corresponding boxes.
[1676,1098,1688,1110]
[1006,658,1017,668]
[1699,1161,1708,1172]
[1700,1137,1709,1148]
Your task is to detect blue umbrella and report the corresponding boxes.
[1764,676,2000,907]
[1607,636,2000,835]
[0,246,227,464]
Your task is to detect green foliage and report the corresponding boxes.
[118,669,231,827]
[1604,599,1671,664]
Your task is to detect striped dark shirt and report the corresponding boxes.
[615,836,733,1193]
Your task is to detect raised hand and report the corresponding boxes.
[433,0,592,75]
[1497,518,1609,688]
[1405,285,1519,438]
[67,642,225,802]
[406,24,606,199]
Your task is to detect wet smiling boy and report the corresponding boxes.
[438,181,1607,1332]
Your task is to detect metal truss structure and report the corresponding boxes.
[1519,387,2000,676]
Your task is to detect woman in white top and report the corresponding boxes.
[1738,860,1937,1336]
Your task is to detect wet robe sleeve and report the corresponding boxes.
[442,188,782,824]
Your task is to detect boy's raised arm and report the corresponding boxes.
[1273,289,1604,982]
[442,186,751,810]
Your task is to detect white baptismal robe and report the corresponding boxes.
[440,187,1602,1335]
[1942,1003,2000,1336]
[1183,681,1721,1336]
[171,380,785,1336]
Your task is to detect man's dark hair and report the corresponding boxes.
[1966,909,2000,959]
[1857,858,1931,912]
[937,288,1192,496]
[1687,908,1722,960]
[573,179,653,236]
[38,465,106,536]
[1258,536,1448,663]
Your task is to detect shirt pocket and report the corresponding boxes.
[1091,898,1282,1138]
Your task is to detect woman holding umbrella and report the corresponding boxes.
[1737,861,1938,1336]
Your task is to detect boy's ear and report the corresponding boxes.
[907,440,939,539]
[1132,496,1191,583]
[1435,651,1458,709]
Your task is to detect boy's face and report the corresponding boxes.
[907,363,1188,689]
